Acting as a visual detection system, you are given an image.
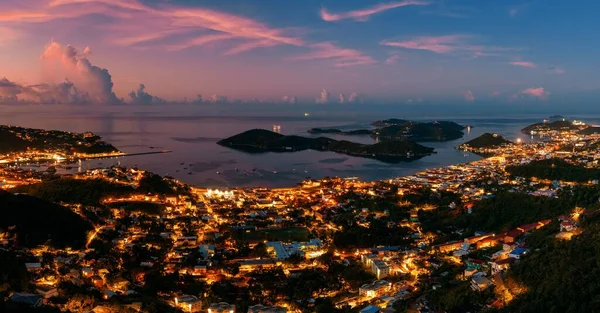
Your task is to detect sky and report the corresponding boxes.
[0,0,599,106]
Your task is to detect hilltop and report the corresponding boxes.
[218,129,435,163]
[460,133,513,149]
[0,189,92,249]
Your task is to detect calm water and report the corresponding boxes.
[1,104,596,187]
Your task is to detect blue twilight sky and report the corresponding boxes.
[0,0,598,106]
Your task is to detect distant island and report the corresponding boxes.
[308,119,467,142]
[457,133,513,156]
[374,121,465,141]
[0,125,119,155]
[218,129,435,163]
[307,128,372,135]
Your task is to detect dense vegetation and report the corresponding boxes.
[11,178,134,206]
[460,133,513,149]
[218,129,435,163]
[494,208,600,313]
[507,158,600,182]
[0,190,92,249]
[578,127,600,135]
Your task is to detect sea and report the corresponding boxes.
[1,104,598,188]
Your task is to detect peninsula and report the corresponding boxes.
[521,119,585,136]
[218,129,435,163]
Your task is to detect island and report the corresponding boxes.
[307,128,372,135]
[309,119,467,142]
[217,129,435,163]
[371,118,410,127]
[457,133,513,156]
[374,121,466,141]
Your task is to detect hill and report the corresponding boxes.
[460,133,513,149]
[0,189,92,249]
[0,125,118,155]
[578,127,600,135]
[11,178,134,206]
[506,158,600,182]
[217,129,434,163]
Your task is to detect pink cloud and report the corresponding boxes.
[1,0,304,55]
[385,53,403,65]
[463,90,475,102]
[547,66,565,74]
[293,42,376,68]
[320,0,429,22]
[490,91,501,96]
[381,34,470,54]
[509,61,536,68]
[382,34,521,57]
[520,87,549,99]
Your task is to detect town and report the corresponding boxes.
[1,118,600,313]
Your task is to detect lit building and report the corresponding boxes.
[359,280,392,300]
[247,304,286,313]
[208,302,236,313]
[175,295,202,313]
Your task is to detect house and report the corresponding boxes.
[476,236,499,249]
[237,259,278,272]
[435,240,463,253]
[371,260,390,280]
[25,263,42,272]
[359,280,392,299]
[464,233,492,245]
[199,244,215,259]
[471,276,492,291]
[359,305,380,313]
[517,223,539,233]
[175,295,202,313]
[208,302,236,313]
[9,293,43,307]
[247,304,286,313]
[490,258,515,275]
[36,285,59,299]
[465,259,486,270]
[361,254,378,267]
[502,229,523,244]
[560,221,577,232]
[509,248,530,260]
